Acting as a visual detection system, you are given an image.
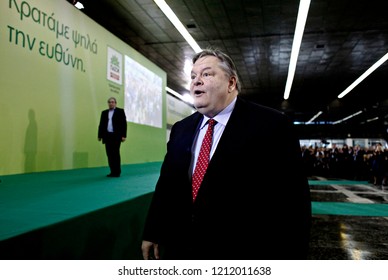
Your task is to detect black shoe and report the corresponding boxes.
[107,174,120,177]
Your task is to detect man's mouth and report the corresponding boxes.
[194,90,204,96]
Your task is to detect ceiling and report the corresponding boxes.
[67,0,388,140]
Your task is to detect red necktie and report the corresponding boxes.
[192,119,217,201]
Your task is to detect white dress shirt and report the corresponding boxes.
[107,108,115,132]
[192,97,236,174]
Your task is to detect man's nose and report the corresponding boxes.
[192,76,203,85]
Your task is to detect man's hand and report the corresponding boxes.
[141,240,160,260]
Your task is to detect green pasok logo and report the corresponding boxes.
[110,55,120,72]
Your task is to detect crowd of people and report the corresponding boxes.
[301,142,388,186]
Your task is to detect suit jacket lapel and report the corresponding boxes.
[208,98,247,167]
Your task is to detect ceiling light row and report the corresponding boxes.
[153,0,387,126]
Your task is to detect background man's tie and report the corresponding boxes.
[192,119,217,201]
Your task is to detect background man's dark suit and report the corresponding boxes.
[143,97,311,260]
[98,107,127,176]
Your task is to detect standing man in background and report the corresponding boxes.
[98,97,127,177]
[141,48,311,260]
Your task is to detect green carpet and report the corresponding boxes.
[0,162,162,241]
[312,202,388,216]
[309,179,388,217]
[308,180,369,185]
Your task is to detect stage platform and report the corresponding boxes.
[0,162,161,259]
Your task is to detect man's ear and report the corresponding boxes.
[228,76,237,92]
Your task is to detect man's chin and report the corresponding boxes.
[193,102,202,109]
[194,103,205,111]
[195,106,212,117]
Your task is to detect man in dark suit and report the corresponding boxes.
[141,49,311,260]
[98,97,127,177]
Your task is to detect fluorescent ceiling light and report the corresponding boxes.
[166,87,194,104]
[154,0,202,53]
[332,110,363,125]
[338,52,388,99]
[74,2,84,9]
[283,0,311,100]
[155,1,199,105]
[366,117,379,123]
[310,46,388,126]
[306,111,322,124]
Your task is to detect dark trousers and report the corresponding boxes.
[104,132,122,175]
